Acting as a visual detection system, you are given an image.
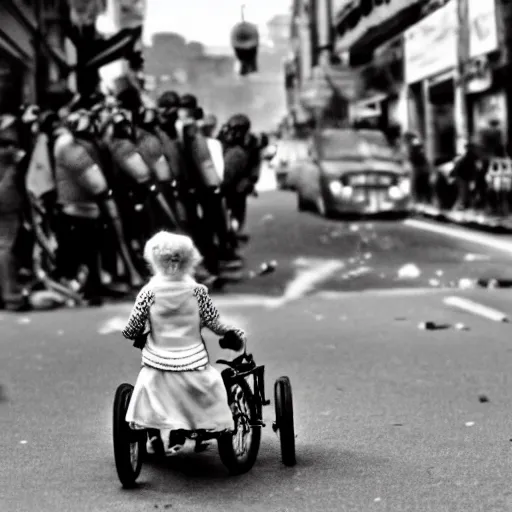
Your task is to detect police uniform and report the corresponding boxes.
[53,129,108,302]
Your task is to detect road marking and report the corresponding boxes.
[315,287,446,300]
[268,258,345,308]
[98,258,353,332]
[443,296,509,322]
[404,219,512,255]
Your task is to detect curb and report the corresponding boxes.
[413,205,512,234]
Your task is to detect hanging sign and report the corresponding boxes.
[468,0,498,58]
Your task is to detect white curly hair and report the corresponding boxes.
[143,231,202,278]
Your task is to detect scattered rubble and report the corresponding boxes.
[458,278,477,289]
[398,263,421,279]
[464,253,491,262]
[418,321,450,330]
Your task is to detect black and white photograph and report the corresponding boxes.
[1,0,511,510]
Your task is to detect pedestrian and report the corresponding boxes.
[0,115,29,311]
[406,134,431,205]
[452,139,482,211]
[121,230,246,455]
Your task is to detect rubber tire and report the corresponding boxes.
[218,379,261,475]
[274,376,296,467]
[316,191,334,218]
[113,383,144,488]
[297,192,308,211]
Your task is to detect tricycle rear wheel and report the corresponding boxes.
[113,383,145,488]
[274,376,296,466]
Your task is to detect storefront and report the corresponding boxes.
[404,0,458,165]
[0,1,36,112]
[350,33,407,131]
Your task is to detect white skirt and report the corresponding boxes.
[125,364,235,432]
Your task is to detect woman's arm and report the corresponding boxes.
[193,285,246,343]
[122,287,155,340]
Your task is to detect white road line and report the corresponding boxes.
[268,259,345,308]
[404,219,512,255]
[315,287,445,300]
[443,296,509,322]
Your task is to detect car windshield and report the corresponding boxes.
[319,129,399,162]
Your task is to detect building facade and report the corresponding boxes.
[286,0,357,131]
[332,0,508,164]
[0,0,71,113]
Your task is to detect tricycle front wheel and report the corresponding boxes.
[218,379,261,475]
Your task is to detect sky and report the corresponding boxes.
[142,0,292,47]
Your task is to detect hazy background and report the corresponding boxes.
[99,0,292,132]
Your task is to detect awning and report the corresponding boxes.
[334,0,423,54]
[76,27,142,71]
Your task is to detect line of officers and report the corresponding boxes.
[0,89,269,311]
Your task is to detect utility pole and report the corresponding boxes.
[454,0,470,155]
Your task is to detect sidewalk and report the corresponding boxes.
[413,203,512,233]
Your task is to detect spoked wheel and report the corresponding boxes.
[274,376,296,466]
[218,379,261,475]
[113,383,145,488]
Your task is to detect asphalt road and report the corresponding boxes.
[2,190,512,512]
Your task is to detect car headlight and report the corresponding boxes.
[328,181,343,195]
[388,185,403,200]
[399,178,411,195]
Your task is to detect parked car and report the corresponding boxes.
[295,128,412,218]
[270,138,309,190]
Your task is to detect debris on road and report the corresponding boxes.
[398,263,421,279]
[487,278,499,289]
[464,253,491,262]
[458,278,477,289]
[345,266,372,278]
[465,422,475,427]
[478,394,490,403]
[418,322,451,330]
